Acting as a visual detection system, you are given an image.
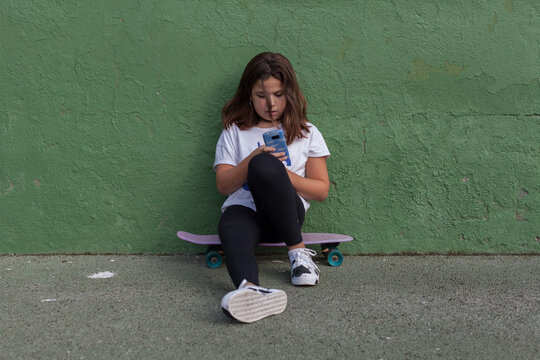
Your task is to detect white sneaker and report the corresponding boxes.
[289,248,320,286]
[221,279,287,323]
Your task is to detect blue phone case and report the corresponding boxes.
[263,129,291,166]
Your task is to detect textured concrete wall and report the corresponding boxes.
[1,1,539,254]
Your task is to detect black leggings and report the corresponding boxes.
[218,153,305,287]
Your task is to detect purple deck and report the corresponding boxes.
[177,231,352,247]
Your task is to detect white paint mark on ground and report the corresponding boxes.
[41,299,57,302]
[87,271,116,279]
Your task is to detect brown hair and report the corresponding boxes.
[222,52,310,144]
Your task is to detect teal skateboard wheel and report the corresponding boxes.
[205,247,223,269]
[326,248,343,267]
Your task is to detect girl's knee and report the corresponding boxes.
[248,153,283,180]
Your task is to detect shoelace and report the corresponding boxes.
[294,248,319,272]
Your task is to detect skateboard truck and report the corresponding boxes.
[204,244,344,269]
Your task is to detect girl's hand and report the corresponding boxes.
[250,145,288,163]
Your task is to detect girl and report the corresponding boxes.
[214,52,330,323]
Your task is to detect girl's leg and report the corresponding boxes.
[248,153,319,286]
[247,153,305,246]
[287,195,307,250]
[218,205,262,288]
[218,204,288,323]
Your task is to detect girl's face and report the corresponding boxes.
[250,76,287,126]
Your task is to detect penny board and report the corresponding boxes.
[177,231,352,247]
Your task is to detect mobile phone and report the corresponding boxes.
[263,129,291,166]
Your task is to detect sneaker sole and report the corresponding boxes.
[224,290,287,323]
[292,276,319,286]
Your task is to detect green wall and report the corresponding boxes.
[1,1,539,254]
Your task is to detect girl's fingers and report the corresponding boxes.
[260,147,287,161]
[271,153,288,161]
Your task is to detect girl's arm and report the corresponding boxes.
[287,156,329,202]
[216,146,287,195]
[215,162,249,196]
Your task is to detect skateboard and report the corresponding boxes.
[177,231,353,269]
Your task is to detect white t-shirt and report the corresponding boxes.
[213,122,330,213]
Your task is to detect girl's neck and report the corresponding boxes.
[255,117,281,129]
[255,121,278,129]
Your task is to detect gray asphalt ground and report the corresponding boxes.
[1,254,538,360]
